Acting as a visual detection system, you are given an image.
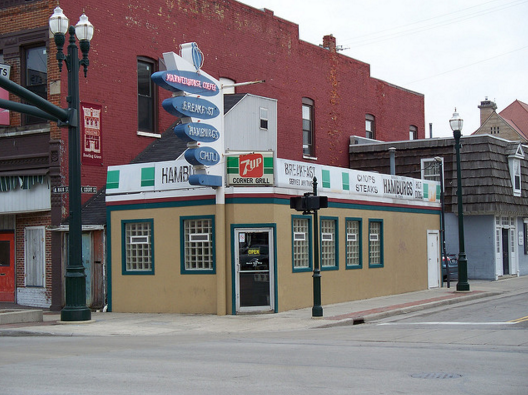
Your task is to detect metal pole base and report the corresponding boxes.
[456,254,470,292]
[312,271,323,317]
[61,306,91,322]
[61,268,91,321]
[312,305,323,318]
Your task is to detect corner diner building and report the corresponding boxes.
[106,156,441,315]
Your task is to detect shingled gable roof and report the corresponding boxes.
[499,99,528,140]
[348,134,528,216]
[75,94,247,227]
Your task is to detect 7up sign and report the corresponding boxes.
[152,43,223,187]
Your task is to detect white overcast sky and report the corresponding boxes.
[237,0,528,137]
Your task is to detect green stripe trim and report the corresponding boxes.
[106,170,120,189]
[342,172,350,191]
[322,169,331,188]
[141,167,155,187]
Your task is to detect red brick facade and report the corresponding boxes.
[62,0,424,184]
[1,0,425,307]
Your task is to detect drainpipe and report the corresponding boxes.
[389,147,396,175]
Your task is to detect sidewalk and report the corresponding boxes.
[1,276,526,337]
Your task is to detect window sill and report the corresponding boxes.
[321,266,339,271]
[303,155,318,161]
[137,131,161,138]
[293,267,312,273]
[346,265,363,270]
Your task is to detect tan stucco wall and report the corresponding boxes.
[109,200,439,314]
[110,206,218,314]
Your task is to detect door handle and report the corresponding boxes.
[0,273,6,276]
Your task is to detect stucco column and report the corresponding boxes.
[216,187,227,315]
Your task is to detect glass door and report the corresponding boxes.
[235,228,274,313]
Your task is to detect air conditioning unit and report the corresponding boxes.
[189,233,209,242]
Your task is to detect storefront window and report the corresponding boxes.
[122,220,154,274]
[181,216,215,273]
[292,216,311,271]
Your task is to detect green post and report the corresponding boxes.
[312,177,323,317]
[453,129,470,292]
[59,26,91,321]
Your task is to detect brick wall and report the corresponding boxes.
[2,0,425,192]
[60,0,424,186]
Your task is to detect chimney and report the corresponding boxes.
[478,97,497,125]
[322,35,336,52]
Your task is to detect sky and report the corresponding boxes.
[237,0,528,138]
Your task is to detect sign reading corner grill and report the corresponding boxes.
[227,152,274,186]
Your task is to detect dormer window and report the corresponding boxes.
[508,144,524,197]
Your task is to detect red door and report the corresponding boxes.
[0,232,15,302]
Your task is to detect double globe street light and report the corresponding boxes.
[49,7,94,321]
[450,110,470,292]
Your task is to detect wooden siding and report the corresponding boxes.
[349,135,528,216]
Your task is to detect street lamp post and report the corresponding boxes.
[449,110,470,292]
[49,7,94,321]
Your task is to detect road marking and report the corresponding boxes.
[508,315,528,323]
[378,322,517,326]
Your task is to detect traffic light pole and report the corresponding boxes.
[312,177,323,317]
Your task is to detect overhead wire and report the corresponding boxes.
[339,0,528,48]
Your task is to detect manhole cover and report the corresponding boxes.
[411,373,462,380]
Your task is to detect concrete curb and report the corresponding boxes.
[316,290,501,328]
[0,309,43,325]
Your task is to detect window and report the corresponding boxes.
[509,158,522,197]
[23,45,47,125]
[320,217,338,270]
[368,219,383,267]
[302,98,314,157]
[180,216,215,273]
[122,220,154,274]
[346,218,362,269]
[409,125,417,140]
[137,57,157,134]
[365,114,375,139]
[292,216,312,271]
[421,158,442,182]
[260,107,268,130]
[508,146,524,197]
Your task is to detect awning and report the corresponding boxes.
[0,174,47,192]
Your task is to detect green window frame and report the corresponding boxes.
[180,216,216,274]
[121,219,154,275]
[292,215,312,272]
[320,217,339,271]
[368,219,383,268]
[346,218,362,269]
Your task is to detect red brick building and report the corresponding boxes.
[0,0,425,308]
